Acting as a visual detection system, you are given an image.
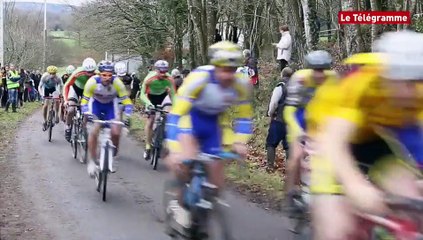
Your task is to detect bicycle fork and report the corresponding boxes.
[99,138,115,172]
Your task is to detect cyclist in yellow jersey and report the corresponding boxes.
[310,31,423,240]
[283,50,339,200]
[165,41,253,226]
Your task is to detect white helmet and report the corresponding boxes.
[171,69,181,78]
[66,65,75,74]
[373,30,423,80]
[114,62,127,77]
[82,57,96,72]
[154,60,169,73]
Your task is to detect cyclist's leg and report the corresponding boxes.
[109,99,122,156]
[86,100,103,177]
[310,153,356,239]
[285,139,305,194]
[65,86,80,140]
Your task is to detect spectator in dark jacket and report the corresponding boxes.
[265,67,293,170]
[130,72,141,102]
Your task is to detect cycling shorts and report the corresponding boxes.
[44,87,57,98]
[68,86,84,103]
[295,107,307,131]
[148,92,168,107]
[310,137,418,194]
[88,98,119,121]
[178,107,222,155]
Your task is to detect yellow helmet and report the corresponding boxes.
[343,53,384,65]
[208,41,243,67]
[47,65,58,74]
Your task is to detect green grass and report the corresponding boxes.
[0,103,40,159]
[50,31,77,47]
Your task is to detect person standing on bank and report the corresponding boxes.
[265,67,293,170]
[273,25,292,72]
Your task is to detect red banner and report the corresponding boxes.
[338,11,411,24]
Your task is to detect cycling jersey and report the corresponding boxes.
[165,65,253,154]
[283,69,338,142]
[81,76,133,120]
[309,66,423,194]
[39,72,63,97]
[63,67,96,102]
[140,71,175,106]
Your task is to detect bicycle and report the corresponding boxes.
[150,104,170,170]
[355,194,423,240]
[88,118,126,202]
[43,95,61,142]
[70,104,88,164]
[163,152,240,240]
[288,135,312,240]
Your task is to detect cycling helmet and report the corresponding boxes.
[171,69,181,78]
[304,50,332,69]
[47,65,58,74]
[66,65,76,74]
[208,41,243,67]
[114,62,127,76]
[82,57,96,72]
[373,30,423,80]
[343,53,383,65]
[154,60,169,73]
[98,60,114,73]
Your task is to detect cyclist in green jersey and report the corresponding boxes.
[63,58,97,142]
[140,60,176,160]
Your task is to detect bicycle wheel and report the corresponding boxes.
[71,121,78,159]
[78,125,88,164]
[48,110,54,142]
[152,147,160,170]
[102,142,110,202]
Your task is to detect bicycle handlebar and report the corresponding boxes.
[44,96,62,100]
[89,119,126,126]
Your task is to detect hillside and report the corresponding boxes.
[13,2,73,14]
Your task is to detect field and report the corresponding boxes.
[49,31,78,47]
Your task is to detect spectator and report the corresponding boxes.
[5,64,21,112]
[1,67,7,107]
[130,72,141,102]
[214,29,222,43]
[273,25,292,71]
[265,67,293,170]
[243,49,259,86]
[18,68,27,107]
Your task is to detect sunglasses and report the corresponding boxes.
[100,73,113,78]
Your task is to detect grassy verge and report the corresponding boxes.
[0,103,40,157]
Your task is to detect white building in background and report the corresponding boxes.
[105,52,143,74]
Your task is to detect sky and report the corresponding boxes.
[7,0,89,6]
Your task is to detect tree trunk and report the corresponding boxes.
[342,0,358,56]
[370,0,380,49]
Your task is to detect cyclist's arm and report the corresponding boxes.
[232,75,254,144]
[63,72,78,102]
[113,78,134,115]
[166,76,176,102]
[139,75,153,106]
[38,73,48,97]
[165,71,208,151]
[80,77,96,113]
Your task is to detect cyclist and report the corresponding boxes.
[283,50,338,200]
[310,31,423,240]
[81,60,133,177]
[63,58,97,142]
[165,40,253,227]
[114,62,132,94]
[171,68,183,91]
[140,60,176,160]
[62,65,76,85]
[39,65,63,130]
